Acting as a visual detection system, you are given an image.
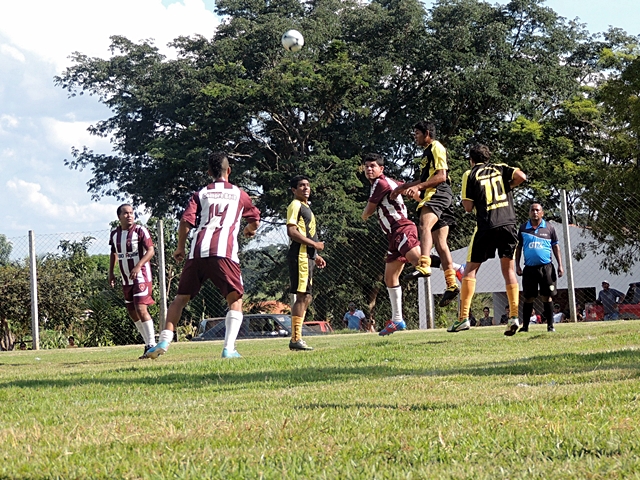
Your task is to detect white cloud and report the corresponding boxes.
[0,44,25,62]
[0,0,220,72]
[41,117,112,152]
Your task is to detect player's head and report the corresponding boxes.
[348,301,356,312]
[68,336,75,345]
[483,307,490,316]
[529,203,544,220]
[117,204,135,229]
[362,153,385,182]
[208,151,230,180]
[413,121,436,146]
[469,144,491,165]
[290,175,311,201]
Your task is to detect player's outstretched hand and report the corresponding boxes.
[173,248,186,262]
[315,255,326,269]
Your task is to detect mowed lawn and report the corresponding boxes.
[1,321,639,479]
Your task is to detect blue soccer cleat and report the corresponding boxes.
[379,320,407,336]
[221,348,242,358]
[145,341,169,359]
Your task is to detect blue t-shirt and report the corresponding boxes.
[343,310,365,330]
[518,219,558,267]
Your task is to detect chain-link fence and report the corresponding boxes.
[2,190,639,351]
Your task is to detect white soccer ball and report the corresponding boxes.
[281,29,304,52]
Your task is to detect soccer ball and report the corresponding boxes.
[281,29,304,52]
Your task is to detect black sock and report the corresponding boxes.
[522,302,533,329]
[430,255,441,269]
[543,301,554,327]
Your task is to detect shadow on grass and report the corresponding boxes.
[2,348,639,391]
[303,402,459,412]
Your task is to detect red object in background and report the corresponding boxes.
[619,303,640,319]
[303,321,335,334]
[585,303,604,321]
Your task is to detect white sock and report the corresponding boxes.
[387,286,403,322]
[224,310,243,351]
[140,319,156,347]
[158,329,174,345]
[134,320,144,342]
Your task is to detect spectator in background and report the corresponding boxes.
[552,304,565,324]
[627,282,640,304]
[529,308,541,325]
[469,311,477,327]
[499,305,509,325]
[596,281,625,320]
[576,302,585,322]
[343,302,366,331]
[67,336,78,348]
[479,307,493,326]
[19,341,26,350]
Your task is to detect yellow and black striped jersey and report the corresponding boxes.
[286,199,318,258]
[419,140,450,202]
[461,162,519,231]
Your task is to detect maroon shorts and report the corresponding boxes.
[122,282,155,306]
[177,256,244,299]
[386,224,420,263]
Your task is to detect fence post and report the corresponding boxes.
[418,277,435,329]
[156,220,168,331]
[28,230,40,350]
[560,189,577,322]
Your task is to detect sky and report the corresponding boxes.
[0,0,638,248]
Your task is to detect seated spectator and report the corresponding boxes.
[19,341,27,350]
[499,305,509,325]
[479,307,493,326]
[529,308,541,324]
[469,311,477,327]
[67,336,78,348]
[576,302,585,322]
[552,304,565,323]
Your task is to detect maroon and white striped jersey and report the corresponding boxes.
[368,174,415,236]
[182,180,260,263]
[109,225,154,285]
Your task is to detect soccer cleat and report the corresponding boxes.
[139,344,152,360]
[439,285,460,307]
[504,317,520,336]
[456,263,466,281]
[145,340,169,359]
[221,348,242,358]
[378,320,407,336]
[447,318,470,333]
[404,265,431,280]
[289,339,314,351]
[547,326,555,332]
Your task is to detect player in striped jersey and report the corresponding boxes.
[146,152,260,359]
[108,204,157,359]
[361,153,462,335]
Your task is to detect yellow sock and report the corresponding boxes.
[459,277,476,320]
[291,315,304,342]
[506,283,519,318]
[418,255,432,268]
[444,268,456,289]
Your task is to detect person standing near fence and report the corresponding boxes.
[109,204,157,359]
[389,121,460,307]
[448,144,527,335]
[515,203,564,333]
[287,175,326,351]
[146,152,260,359]
[596,281,625,320]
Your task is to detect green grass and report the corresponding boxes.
[2,321,640,479]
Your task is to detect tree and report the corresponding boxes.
[0,234,12,266]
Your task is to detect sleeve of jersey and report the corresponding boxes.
[502,165,518,186]
[432,142,448,170]
[461,171,473,201]
[286,201,300,226]
[108,231,115,252]
[550,225,559,246]
[240,191,261,223]
[368,179,389,205]
[139,226,153,249]
[517,226,524,244]
[181,193,200,228]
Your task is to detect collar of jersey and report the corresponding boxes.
[526,218,547,230]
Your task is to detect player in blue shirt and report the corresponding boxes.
[515,203,564,332]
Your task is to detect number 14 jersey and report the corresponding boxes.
[461,162,519,231]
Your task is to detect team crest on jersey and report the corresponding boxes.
[138,284,145,292]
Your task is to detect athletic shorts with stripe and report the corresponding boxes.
[177,257,244,299]
[123,282,155,306]
[386,224,420,263]
[467,224,518,264]
[522,263,558,298]
[417,183,456,232]
[288,254,315,295]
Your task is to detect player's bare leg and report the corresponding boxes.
[405,207,438,279]
[448,262,481,332]
[433,226,460,307]
[145,294,189,359]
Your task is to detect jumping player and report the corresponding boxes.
[448,144,526,335]
[287,175,326,351]
[146,152,260,359]
[108,204,157,359]
[390,121,459,307]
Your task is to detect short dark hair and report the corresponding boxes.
[68,336,75,341]
[208,151,229,179]
[290,175,310,190]
[469,144,491,164]
[116,203,132,217]
[362,153,384,166]
[483,307,490,312]
[413,121,436,139]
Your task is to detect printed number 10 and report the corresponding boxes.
[480,177,507,204]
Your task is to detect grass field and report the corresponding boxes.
[1,321,639,479]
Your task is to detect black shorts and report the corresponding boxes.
[467,224,518,263]
[418,183,456,232]
[522,263,557,298]
[288,254,315,295]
